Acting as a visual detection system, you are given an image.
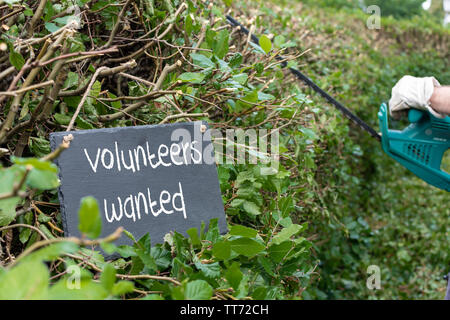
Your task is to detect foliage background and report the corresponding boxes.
[0,0,448,300]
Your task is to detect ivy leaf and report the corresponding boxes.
[184,280,213,300]
[259,35,272,54]
[78,196,102,239]
[230,238,265,257]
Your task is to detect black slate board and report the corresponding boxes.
[50,121,227,245]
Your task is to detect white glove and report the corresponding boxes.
[389,75,445,119]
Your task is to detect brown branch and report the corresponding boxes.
[0,223,48,241]
[26,0,48,37]
[0,31,70,144]
[160,112,208,124]
[65,60,137,130]
[0,6,25,23]
[102,0,133,48]
[9,227,124,268]
[34,47,119,68]
[97,60,182,122]
[0,80,55,97]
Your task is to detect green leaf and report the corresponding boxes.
[268,241,293,263]
[76,116,94,129]
[259,35,272,54]
[100,264,116,292]
[116,245,136,258]
[186,227,200,246]
[184,280,213,300]
[273,35,285,48]
[205,218,220,243]
[54,113,72,125]
[78,196,102,239]
[29,137,51,158]
[213,29,229,59]
[229,225,258,238]
[26,167,59,190]
[135,233,157,270]
[225,262,243,290]
[242,201,261,216]
[112,280,134,296]
[257,256,275,276]
[230,238,265,257]
[252,287,267,300]
[194,256,221,278]
[25,242,78,263]
[228,52,243,68]
[271,224,304,245]
[64,72,78,89]
[190,53,214,68]
[0,168,21,226]
[212,240,231,260]
[0,260,49,299]
[45,22,60,33]
[12,157,57,171]
[185,14,193,35]
[232,73,248,85]
[151,246,171,270]
[9,50,25,70]
[178,72,205,84]
[48,279,109,300]
[136,248,157,270]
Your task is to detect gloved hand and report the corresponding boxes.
[389,75,445,119]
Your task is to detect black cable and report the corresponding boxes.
[226,15,382,142]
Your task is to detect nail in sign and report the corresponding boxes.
[50,121,227,245]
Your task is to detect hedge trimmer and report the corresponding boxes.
[226,16,450,192]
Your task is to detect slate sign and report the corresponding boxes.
[50,121,227,245]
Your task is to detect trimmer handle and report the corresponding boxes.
[408,109,425,123]
[378,104,450,192]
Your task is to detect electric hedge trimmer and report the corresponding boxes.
[226,16,450,192]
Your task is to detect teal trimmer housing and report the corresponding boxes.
[378,104,450,191]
